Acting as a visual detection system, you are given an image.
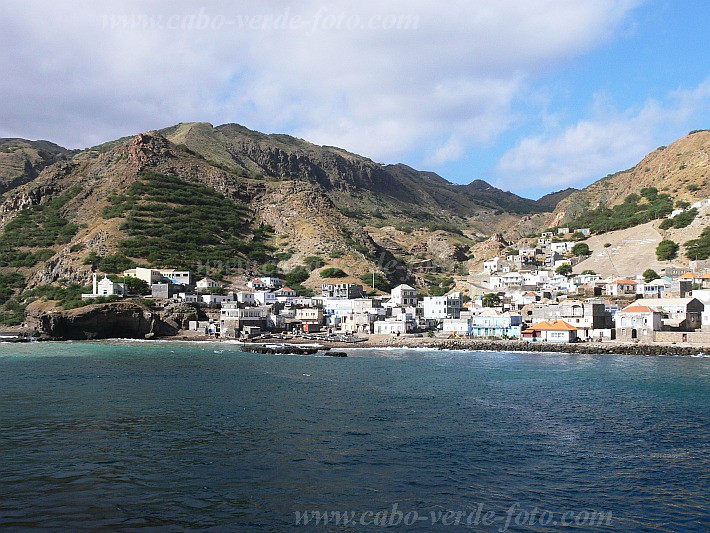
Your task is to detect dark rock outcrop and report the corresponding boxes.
[25,301,178,341]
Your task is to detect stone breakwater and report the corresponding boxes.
[432,339,707,356]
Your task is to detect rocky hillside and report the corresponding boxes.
[0,139,74,194]
[551,130,709,225]
[161,122,570,222]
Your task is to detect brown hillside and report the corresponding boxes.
[551,130,709,225]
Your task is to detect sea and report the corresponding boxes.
[0,341,707,532]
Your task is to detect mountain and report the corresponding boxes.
[551,130,709,225]
[0,138,74,194]
[161,122,567,219]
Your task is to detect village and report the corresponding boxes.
[78,237,710,344]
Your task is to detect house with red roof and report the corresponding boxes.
[615,304,662,341]
[606,279,638,297]
[522,319,579,343]
[275,286,297,301]
[247,278,268,290]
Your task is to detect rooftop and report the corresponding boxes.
[528,319,578,331]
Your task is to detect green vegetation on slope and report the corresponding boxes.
[0,187,80,267]
[569,187,673,234]
[0,272,26,325]
[659,208,698,230]
[23,283,117,310]
[656,239,679,261]
[103,171,273,270]
[684,226,710,260]
[320,267,347,278]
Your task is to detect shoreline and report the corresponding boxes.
[121,333,710,356]
[2,329,708,356]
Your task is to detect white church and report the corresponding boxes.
[81,273,127,299]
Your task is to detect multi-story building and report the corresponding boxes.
[615,304,662,341]
[220,304,268,336]
[422,292,462,320]
[389,284,418,307]
[123,267,163,286]
[322,283,365,299]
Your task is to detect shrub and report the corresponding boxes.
[684,226,710,260]
[99,254,136,274]
[0,272,25,305]
[289,283,314,297]
[643,269,660,283]
[360,273,390,292]
[482,293,501,307]
[107,170,269,270]
[260,263,281,276]
[669,208,698,229]
[303,256,325,270]
[320,267,347,278]
[569,191,673,234]
[659,218,674,230]
[656,239,679,261]
[284,266,310,285]
[571,243,590,256]
[556,264,573,276]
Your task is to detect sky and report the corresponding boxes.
[0,0,708,199]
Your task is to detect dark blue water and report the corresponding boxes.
[0,342,707,531]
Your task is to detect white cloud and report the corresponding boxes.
[0,0,640,161]
[495,79,710,194]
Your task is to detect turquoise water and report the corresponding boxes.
[0,342,707,531]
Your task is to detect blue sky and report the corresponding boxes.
[0,1,707,199]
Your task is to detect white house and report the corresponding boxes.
[637,278,671,298]
[373,320,408,335]
[550,242,574,254]
[390,284,418,307]
[253,290,277,306]
[201,293,235,306]
[244,278,265,290]
[236,291,256,305]
[422,292,462,320]
[442,315,471,335]
[159,269,193,286]
[645,298,704,330]
[274,286,297,301]
[489,272,524,290]
[522,320,579,343]
[258,276,282,289]
[483,257,511,274]
[295,307,324,325]
[196,278,220,292]
[690,289,710,330]
[606,279,638,296]
[323,298,381,329]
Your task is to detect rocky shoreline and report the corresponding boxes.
[430,339,707,356]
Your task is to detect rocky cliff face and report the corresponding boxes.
[24,301,178,340]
